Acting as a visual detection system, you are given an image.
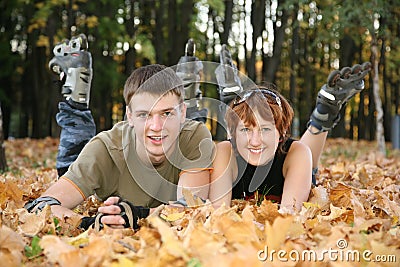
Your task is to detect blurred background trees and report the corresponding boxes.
[0,0,399,143]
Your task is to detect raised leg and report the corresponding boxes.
[49,34,96,176]
[301,62,371,183]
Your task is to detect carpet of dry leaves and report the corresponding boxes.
[0,137,399,266]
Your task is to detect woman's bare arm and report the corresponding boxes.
[281,141,313,212]
[209,141,235,208]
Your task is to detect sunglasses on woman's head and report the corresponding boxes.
[232,89,282,109]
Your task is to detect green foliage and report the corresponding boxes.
[187,258,202,267]
[136,33,156,62]
[2,0,399,140]
[206,0,224,14]
[51,217,63,235]
[97,16,126,47]
[25,236,43,259]
[32,1,58,20]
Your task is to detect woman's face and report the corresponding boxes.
[235,109,280,166]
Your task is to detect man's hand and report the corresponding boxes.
[79,197,150,231]
[97,197,126,228]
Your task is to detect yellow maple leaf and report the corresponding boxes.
[213,212,259,245]
[81,236,113,266]
[183,223,225,258]
[317,204,353,224]
[111,257,136,267]
[159,211,185,222]
[17,205,53,236]
[265,216,294,251]
[256,199,282,225]
[329,182,353,207]
[148,216,189,261]
[58,249,87,267]
[0,180,24,208]
[0,225,25,267]
[40,235,76,265]
[303,202,320,209]
[331,161,346,174]
[67,230,89,247]
[308,185,330,210]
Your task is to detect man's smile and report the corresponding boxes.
[148,135,167,144]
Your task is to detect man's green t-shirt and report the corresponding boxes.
[63,119,214,208]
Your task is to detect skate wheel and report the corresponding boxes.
[220,44,233,66]
[53,39,70,56]
[186,39,195,57]
[351,64,362,75]
[362,61,372,71]
[327,70,340,87]
[340,67,352,79]
[54,46,62,55]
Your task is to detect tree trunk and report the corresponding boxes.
[371,37,386,154]
[358,89,366,139]
[45,6,62,137]
[301,30,315,130]
[167,0,178,65]
[380,37,391,142]
[221,0,234,44]
[125,0,137,75]
[289,5,299,137]
[178,0,193,60]
[367,73,375,141]
[332,33,356,138]
[395,68,400,115]
[248,0,265,81]
[0,102,7,171]
[263,0,288,83]
[154,0,166,64]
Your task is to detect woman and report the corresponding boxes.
[209,61,371,212]
[209,85,314,212]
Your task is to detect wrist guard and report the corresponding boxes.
[24,196,61,213]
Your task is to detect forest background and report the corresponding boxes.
[0,0,399,144]
[0,2,400,265]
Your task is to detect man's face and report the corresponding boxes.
[235,110,279,166]
[126,92,186,165]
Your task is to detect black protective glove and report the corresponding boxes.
[79,198,150,231]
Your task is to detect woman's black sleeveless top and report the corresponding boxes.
[231,138,295,202]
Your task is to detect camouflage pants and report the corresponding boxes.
[56,102,96,174]
[312,168,318,185]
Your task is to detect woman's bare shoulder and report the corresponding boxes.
[214,141,235,163]
[216,140,233,150]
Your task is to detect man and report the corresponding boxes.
[26,60,214,230]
